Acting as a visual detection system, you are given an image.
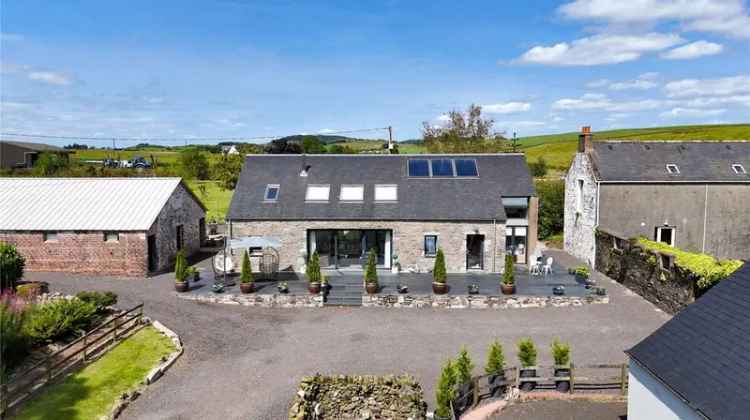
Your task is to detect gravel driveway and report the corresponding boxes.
[26,250,669,420]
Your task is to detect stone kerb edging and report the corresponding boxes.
[176,292,608,308]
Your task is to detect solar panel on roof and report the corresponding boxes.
[455,159,478,177]
[408,159,429,177]
[431,159,454,177]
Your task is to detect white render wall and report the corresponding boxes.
[628,360,703,420]
[564,152,598,266]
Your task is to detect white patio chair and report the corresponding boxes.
[530,262,541,276]
[543,257,553,275]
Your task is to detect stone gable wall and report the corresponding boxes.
[149,182,206,271]
[564,152,598,265]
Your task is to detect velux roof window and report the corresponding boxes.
[264,184,280,201]
[374,185,398,202]
[305,185,330,202]
[666,164,680,175]
[340,185,364,201]
[732,164,746,174]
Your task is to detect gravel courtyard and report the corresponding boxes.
[27,250,669,420]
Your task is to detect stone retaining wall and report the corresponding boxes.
[177,292,325,307]
[289,374,427,420]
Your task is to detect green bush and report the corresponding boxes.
[551,338,571,366]
[240,250,254,284]
[76,291,118,312]
[517,338,537,368]
[434,359,457,418]
[364,249,378,286]
[24,298,98,344]
[306,251,321,283]
[573,266,590,279]
[485,340,505,374]
[535,180,564,240]
[16,283,44,301]
[0,242,25,292]
[503,254,514,285]
[454,347,475,385]
[0,295,31,372]
[433,248,447,284]
[174,250,188,282]
[529,157,548,177]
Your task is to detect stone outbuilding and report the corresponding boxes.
[0,177,206,276]
[564,127,750,265]
[0,140,71,170]
[227,154,538,273]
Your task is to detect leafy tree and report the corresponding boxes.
[433,248,447,283]
[174,250,188,282]
[301,135,325,154]
[327,144,357,154]
[265,138,303,154]
[485,340,505,374]
[212,154,244,190]
[422,104,508,153]
[0,242,25,291]
[32,152,69,176]
[517,338,537,368]
[306,251,321,283]
[364,249,378,286]
[529,157,548,177]
[551,338,571,366]
[179,149,210,180]
[454,347,475,385]
[503,254,514,285]
[535,180,565,239]
[240,250,254,284]
[435,359,457,418]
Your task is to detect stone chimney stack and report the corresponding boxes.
[578,126,592,153]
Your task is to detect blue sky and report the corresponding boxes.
[1,0,749,145]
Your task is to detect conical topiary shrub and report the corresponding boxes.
[364,249,378,293]
[485,339,505,374]
[433,248,447,284]
[239,250,254,293]
[306,251,321,283]
[454,346,475,386]
[434,359,457,419]
[517,337,538,391]
[174,249,187,282]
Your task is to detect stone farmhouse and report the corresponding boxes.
[626,261,750,420]
[0,140,71,170]
[565,127,750,265]
[0,177,206,276]
[227,154,537,273]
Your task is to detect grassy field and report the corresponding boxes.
[185,180,233,222]
[14,326,176,420]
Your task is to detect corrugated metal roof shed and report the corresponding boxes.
[0,177,186,231]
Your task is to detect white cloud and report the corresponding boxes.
[682,95,750,108]
[497,120,546,127]
[559,0,750,39]
[660,40,724,59]
[660,107,726,118]
[318,128,336,134]
[586,79,610,88]
[482,102,531,114]
[552,93,666,112]
[588,73,660,90]
[664,75,750,97]
[28,71,71,86]
[516,33,683,66]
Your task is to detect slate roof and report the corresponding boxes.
[589,141,750,182]
[0,140,70,152]
[227,154,535,221]
[0,177,205,231]
[626,262,750,420]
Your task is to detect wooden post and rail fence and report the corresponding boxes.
[450,363,629,419]
[0,303,145,418]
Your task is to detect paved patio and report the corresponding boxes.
[23,249,670,420]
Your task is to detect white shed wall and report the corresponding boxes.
[628,360,704,420]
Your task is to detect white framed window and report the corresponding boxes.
[43,232,58,242]
[666,164,680,174]
[656,226,675,247]
[264,184,280,201]
[424,235,438,257]
[732,163,746,174]
[374,184,398,202]
[576,179,584,213]
[305,184,330,202]
[104,232,119,242]
[339,185,364,201]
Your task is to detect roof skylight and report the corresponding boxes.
[732,164,747,174]
[666,164,680,175]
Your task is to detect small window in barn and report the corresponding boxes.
[340,185,364,201]
[374,184,398,202]
[666,164,680,174]
[305,185,330,202]
[732,164,746,174]
[655,226,675,247]
[43,232,58,242]
[176,225,184,250]
[264,184,280,202]
[424,235,438,257]
[104,232,119,242]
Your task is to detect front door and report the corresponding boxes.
[147,235,158,272]
[466,234,485,270]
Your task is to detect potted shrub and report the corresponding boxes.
[467,284,480,295]
[239,250,255,294]
[277,281,289,294]
[364,249,379,294]
[434,359,457,420]
[551,338,572,392]
[485,340,506,396]
[517,338,537,391]
[432,248,448,294]
[501,254,516,295]
[573,266,590,283]
[0,242,25,292]
[306,251,322,294]
[454,347,475,411]
[174,250,189,292]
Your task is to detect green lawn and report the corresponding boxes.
[14,326,176,420]
[186,180,233,222]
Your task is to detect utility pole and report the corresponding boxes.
[387,126,393,153]
[512,132,518,153]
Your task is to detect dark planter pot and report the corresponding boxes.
[501,283,516,295]
[192,272,200,282]
[278,285,289,294]
[365,282,378,294]
[554,367,571,392]
[575,274,589,283]
[519,368,536,391]
[432,282,448,294]
[488,372,507,397]
[174,281,189,293]
[240,282,255,294]
[208,223,218,235]
[308,282,321,294]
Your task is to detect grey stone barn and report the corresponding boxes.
[227,154,538,273]
[564,127,750,265]
[0,177,206,277]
